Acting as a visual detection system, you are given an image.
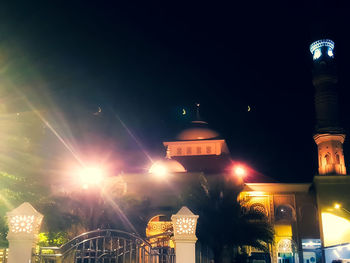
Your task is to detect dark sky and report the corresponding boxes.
[1,1,350,182]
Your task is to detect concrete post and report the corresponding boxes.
[171,206,199,263]
[6,202,43,263]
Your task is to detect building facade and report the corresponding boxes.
[122,39,350,263]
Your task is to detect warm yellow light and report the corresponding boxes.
[9,215,35,233]
[247,191,266,197]
[78,166,104,189]
[274,225,292,237]
[233,165,246,177]
[322,212,350,247]
[334,203,341,209]
[149,163,168,177]
[175,217,196,235]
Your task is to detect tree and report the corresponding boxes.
[180,174,274,263]
[39,182,154,239]
[0,99,50,245]
[0,94,153,243]
[0,87,78,245]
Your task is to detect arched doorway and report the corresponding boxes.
[146,215,174,248]
[277,238,298,263]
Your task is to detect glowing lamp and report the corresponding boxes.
[6,202,43,238]
[149,163,168,177]
[328,48,334,57]
[78,166,105,189]
[334,203,341,209]
[171,206,198,240]
[6,202,44,263]
[310,39,335,60]
[313,49,321,60]
[171,206,198,263]
[233,165,247,177]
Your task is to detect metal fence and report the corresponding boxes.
[36,229,175,263]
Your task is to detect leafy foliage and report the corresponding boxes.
[180,175,274,263]
[0,94,52,246]
[38,232,70,247]
[49,190,152,238]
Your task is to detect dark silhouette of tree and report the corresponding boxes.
[180,174,274,263]
[39,186,153,239]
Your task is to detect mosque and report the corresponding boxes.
[121,39,350,263]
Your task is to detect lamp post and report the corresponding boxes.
[171,206,199,263]
[6,202,43,263]
[77,166,105,190]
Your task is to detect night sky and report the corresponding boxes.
[1,1,350,183]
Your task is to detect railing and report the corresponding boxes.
[36,229,175,263]
[37,247,62,263]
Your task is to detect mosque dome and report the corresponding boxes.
[149,158,187,174]
[176,120,220,141]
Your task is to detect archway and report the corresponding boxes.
[146,215,174,248]
[277,238,298,263]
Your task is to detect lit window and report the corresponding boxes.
[196,147,201,154]
[177,148,182,155]
[206,146,211,154]
[313,49,321,60]
[335,153,340,164]
[327,48,334,57]
[186,147,192,155]
[325,153,331,165]
[250,203,267,216]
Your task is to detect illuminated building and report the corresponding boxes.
[163,119,231,173]
[311,39,350,263]
[121,39,349,263]
[238,39,350,263]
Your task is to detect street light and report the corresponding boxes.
[149,163,168,178]
[334,203,350,214]
[77,166,105,190]
[232,164,247,178]
[234,166,246,176]
[71,165,107,229]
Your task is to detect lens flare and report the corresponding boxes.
[233,165,247,177]
[77,166,105,189]
[149,163,168,177]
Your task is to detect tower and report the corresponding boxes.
[310,39,347,175]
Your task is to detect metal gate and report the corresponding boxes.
[37,229,175,263]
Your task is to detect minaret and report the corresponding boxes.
[311,39,347,175]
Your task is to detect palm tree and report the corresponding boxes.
[180,174,274,263]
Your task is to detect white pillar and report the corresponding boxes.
[6,202,43,263]
[171,206,199,263]
[7,238,36,263]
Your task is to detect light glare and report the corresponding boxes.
[313,49,321,60]
[233,165,246,177]
[150,163,168,177]
[78,166,105,189]
[328,48,333,57]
